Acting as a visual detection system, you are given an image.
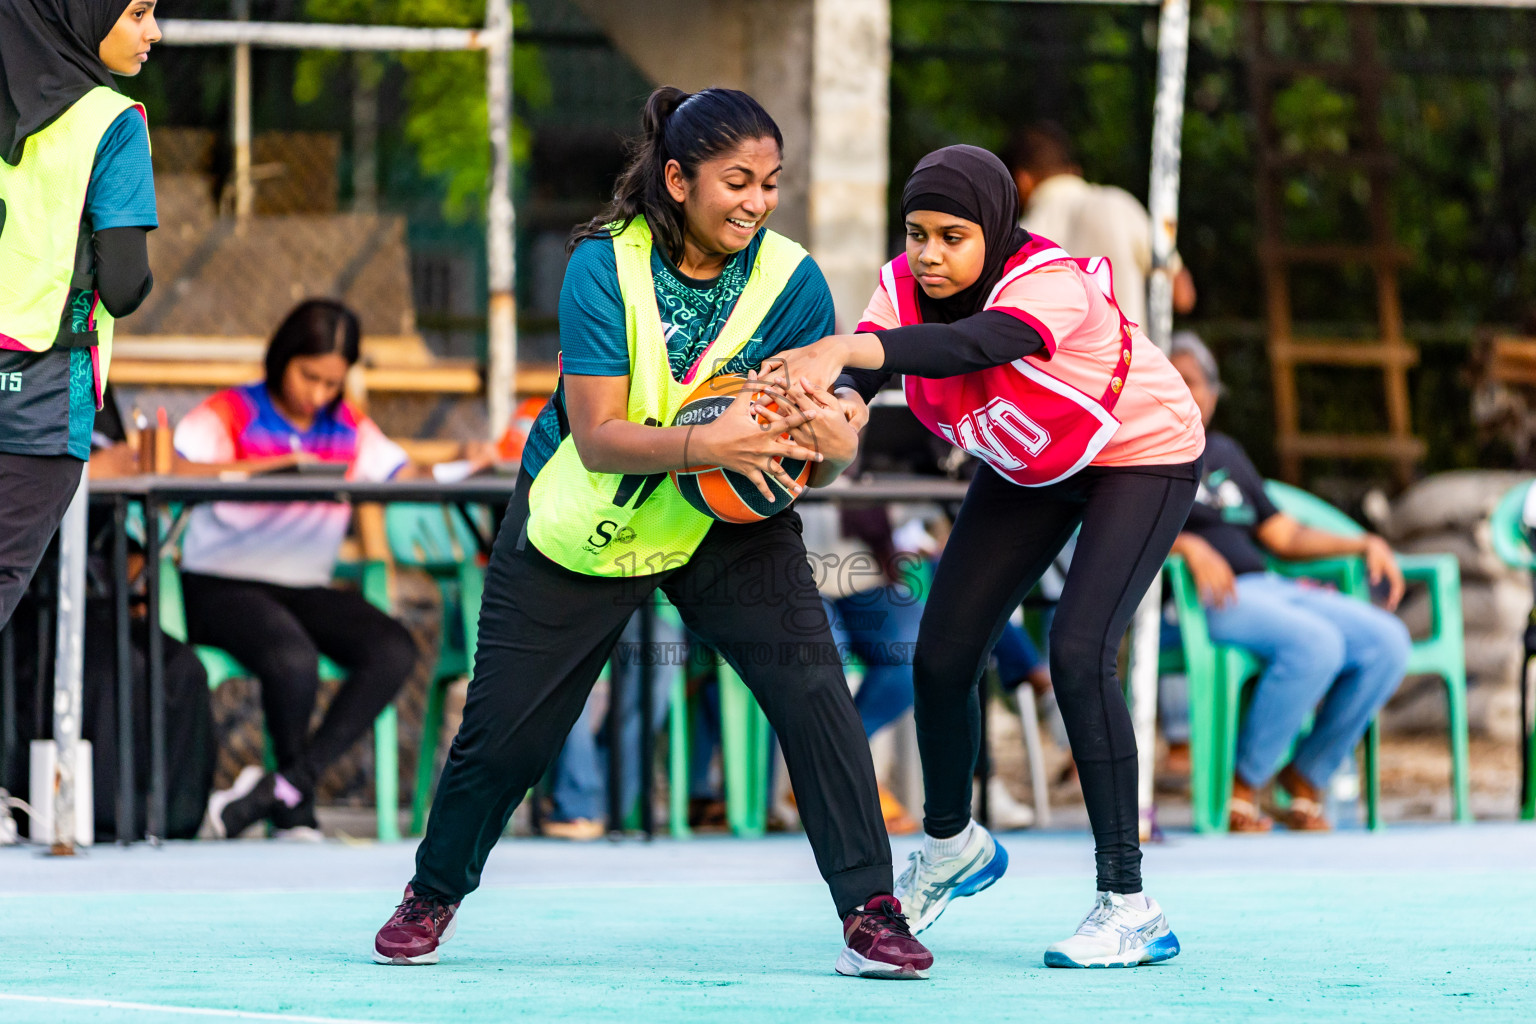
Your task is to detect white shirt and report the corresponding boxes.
[1020,173,1181,328]
[173,384,408,588]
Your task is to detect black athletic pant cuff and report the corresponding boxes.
[828,863,896,920]
[405,879,461,905]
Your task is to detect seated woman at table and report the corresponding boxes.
[173,299,478,840]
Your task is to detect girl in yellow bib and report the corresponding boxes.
[371,87,935,980]
[0,0,160,627]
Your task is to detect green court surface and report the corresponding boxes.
[1,826,1532,1023]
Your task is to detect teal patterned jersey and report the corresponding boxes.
[650,243,752,382]
[521,228,837,480]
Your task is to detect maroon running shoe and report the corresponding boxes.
[373,886,459,965]
[836,895,933,979]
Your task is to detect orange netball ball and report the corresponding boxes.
[669,373,812,523]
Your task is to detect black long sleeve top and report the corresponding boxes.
[833,310,1047,403]
[93,226,153,318]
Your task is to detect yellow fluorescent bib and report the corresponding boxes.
[527,216,808,576]
[0,87,146,385]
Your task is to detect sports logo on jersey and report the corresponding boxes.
[936,397,1052,471]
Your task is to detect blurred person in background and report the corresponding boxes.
[1167,331,1409,832]
[541,606,681,841]
[0,0,160,628]
[4,384,215,842]
[801,500,926,834]
[175,299,483,841]
[1007,121,1195,328]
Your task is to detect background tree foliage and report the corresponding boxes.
[296,0,548,221]
[891,0,1536,485]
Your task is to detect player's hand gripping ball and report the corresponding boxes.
[669,373,813,523]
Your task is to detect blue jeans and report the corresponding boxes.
[1205,573,1410,790]
[823,584,925,738]
[550,609,680,822]
[992,619,1044,690]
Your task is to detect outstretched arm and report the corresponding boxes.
[765,312,1048,395]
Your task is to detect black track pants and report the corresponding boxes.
[0,452,82,629]
[411,476,892,918]
[914,460,1199,893]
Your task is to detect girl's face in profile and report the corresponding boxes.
[99,1,160,77]
[904,210,986,299]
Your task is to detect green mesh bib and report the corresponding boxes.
[526,217,808,576]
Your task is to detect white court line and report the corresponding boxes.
[0,877,814,899]
[0,993,419,1024]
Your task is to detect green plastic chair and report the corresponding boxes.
[384,504,485,837]
[158,555,401,841]
[1487,481,1536,820]
[717,659,772,837]
[595,598,695,839]
[1264,481,1472,825]
[1165,554,1267,833]
[1169,482,1473,832]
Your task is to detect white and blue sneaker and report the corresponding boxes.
[892,824,1009,935]
[1044,891,1180,968]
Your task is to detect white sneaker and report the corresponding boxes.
[976,776,1035,831]
[0,789,30,846]
[202,765,264,840]
[272,825,325,843]
[1044,891,1181,968]
[892,824,1009,935]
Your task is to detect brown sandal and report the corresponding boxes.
[1228,796,1273,833]
[1272,796,1331,832]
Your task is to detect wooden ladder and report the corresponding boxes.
[1245,3,1424,487]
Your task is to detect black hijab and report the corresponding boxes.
[0,0,130,166]
[901,144,1031,324]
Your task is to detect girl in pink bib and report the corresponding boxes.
[767,145,1203,968]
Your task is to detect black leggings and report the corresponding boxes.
[412,476,891,918]
[181,573,417,793]
[915,460,1200,893]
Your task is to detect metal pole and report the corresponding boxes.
[352,54,380,214]
[232,0,253,225]
[145,497,166,843]
[606,651,624,838]
[113,498,134,844]
[1127,578,1163,840]
[34,545,53,743]
[485,0,517,438]
[976,670,993,829]
[158,19,487,50]
[50,466,89,854]
[638,599,655,839]
[1145,0,1189,353]
[1127,0,1190,840]
[0,620,12,796]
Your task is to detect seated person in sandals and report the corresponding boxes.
[1167,332,1410,832]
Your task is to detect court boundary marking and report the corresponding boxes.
[0,993,419,1024]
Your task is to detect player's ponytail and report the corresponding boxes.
[569,85,782,263]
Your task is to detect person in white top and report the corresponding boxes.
[1007,122,1196,328]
